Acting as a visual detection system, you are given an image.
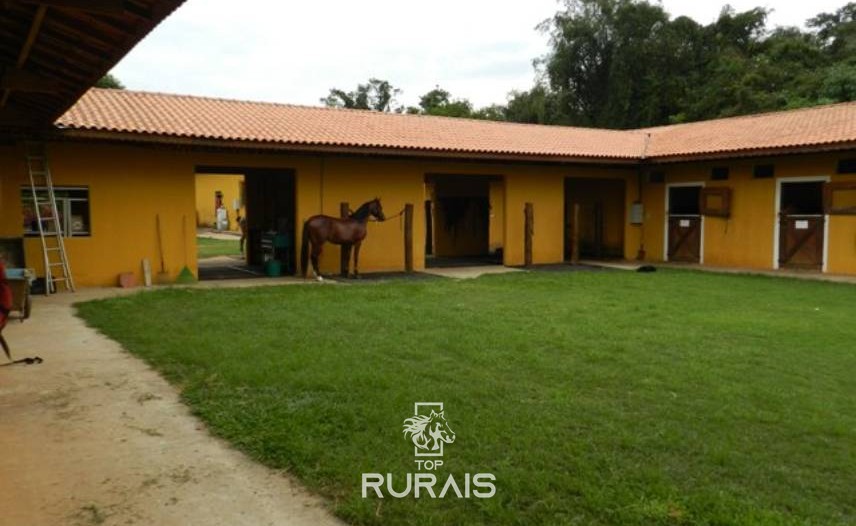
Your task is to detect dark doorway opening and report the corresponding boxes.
[195,166,296,280]
[424,174,503,268]
[564,178,626,260]
[669,186,701,215]
[781,182,824,215]
[778,180,825,270]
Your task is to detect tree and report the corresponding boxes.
[505,85,555,124]
[808,2,856,60]
[321,78,402,112]
[411,87,475,118]
[809,3,856,102]
[535,0,856,128]
[471,104,507,121]
[96,73,124,89]
[540,0,683,128]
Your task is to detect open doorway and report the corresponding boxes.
[195,171,247,279]
[665,184,703,263]
[775,178,828,271]
[194,167,296,280]
[564,178,626,260]
[424,175,504,268]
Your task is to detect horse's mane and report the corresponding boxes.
[350,201,371,221]
[402,414,431,440]
[349,200,375,221]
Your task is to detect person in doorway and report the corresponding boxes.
[238,214,248,254]
[0,260,13,361]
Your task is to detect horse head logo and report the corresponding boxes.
[403,406,455,456]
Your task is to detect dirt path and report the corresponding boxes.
[0,287,343,526]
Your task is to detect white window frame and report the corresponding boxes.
[22,186,91,238]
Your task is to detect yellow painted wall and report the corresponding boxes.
[5,139,851,288]
[0,142,197,287]
[639,152,856,275]
[195,174,245,231]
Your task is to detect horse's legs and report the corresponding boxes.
[353,242,362,279]
[341,244,352,278]
[0,333,11,361]
[310,242,323,281]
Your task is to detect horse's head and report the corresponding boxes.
[369,198,385,221]
[426,410,455,447]
[402,409,455,452]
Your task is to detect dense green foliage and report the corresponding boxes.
[403,87,506,120]
[324,2,855,128]
[95,73,125,89]
[321,78,402,112]
[78,270,856,525]
[528,1,856,128]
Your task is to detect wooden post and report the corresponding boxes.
[571,203,580,264]
[524,202,534,267]
[404,203,414,272]
[340,202,349,276]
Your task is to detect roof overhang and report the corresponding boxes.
[53,128,856,167]
[52,128,644,165]
[647,142,856,164]
[0,0,185,136]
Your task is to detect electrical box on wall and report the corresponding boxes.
[630,202,644,225]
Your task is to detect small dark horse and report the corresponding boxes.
[301,198,385,280]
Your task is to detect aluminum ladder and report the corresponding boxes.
[25,152,75,294]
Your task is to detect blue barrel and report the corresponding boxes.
[265,259,282,277]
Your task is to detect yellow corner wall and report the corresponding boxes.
[0,142,197,287]
[195,174,245,231]
[640,152,856,275]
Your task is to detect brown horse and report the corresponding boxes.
[301,198,385,280]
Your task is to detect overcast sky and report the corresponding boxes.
[112,0,849,109]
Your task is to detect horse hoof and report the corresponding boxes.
[316,276,324,282]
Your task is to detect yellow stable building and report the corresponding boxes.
[1,87,855,288]
[1,2,856,290]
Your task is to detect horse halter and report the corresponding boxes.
[372,203,386,221]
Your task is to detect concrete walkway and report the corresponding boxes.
[0,286,343,526]
[197,229,241,240]
[580,259,856,284]
[422,265,523,279]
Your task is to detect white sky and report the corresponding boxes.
[112,1,849,109]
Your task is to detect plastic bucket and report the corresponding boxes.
[265,259,282,277]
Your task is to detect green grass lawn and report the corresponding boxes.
[76,270,856,525]
[197,236,241,259]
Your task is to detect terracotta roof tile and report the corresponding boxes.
[55,88,856,161]
[56,89,645,160]
[644,102,856,158]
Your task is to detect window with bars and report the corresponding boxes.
[21,186,91,237]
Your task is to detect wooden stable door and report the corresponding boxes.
[667,216,701,262]
[779,215,824,270]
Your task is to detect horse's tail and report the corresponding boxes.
[300,220,310,278]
